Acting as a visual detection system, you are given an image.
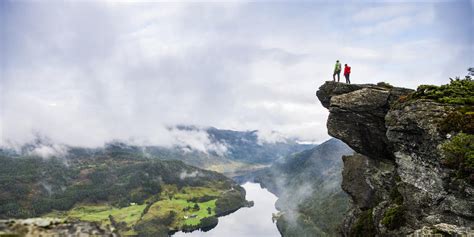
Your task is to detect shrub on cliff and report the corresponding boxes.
[441,132,474,182]
[411,77,474,105]
[382,205,405,230]
[389,186,404,205]
[350,209,376,237]
[377,82,394,88]
[439,110,474,134]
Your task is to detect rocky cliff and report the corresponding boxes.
[0,218,116,236]
[317,81,473,236]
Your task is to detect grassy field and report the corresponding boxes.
[45,184,223,234]
[183,200,216,225]
[45,203,146,235]
[67,204,146,225]
[143,186,219,228]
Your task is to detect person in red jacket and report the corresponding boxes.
[344,64,351,84]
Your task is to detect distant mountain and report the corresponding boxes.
[205,127,312,164]
[1,126,312,176]
[0,126,311,235]
[255,138,353,236]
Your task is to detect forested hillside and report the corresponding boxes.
[256,139,353,236]
[0,149,249,236]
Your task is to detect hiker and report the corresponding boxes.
[344,64,351,84]
[333,60,341,82]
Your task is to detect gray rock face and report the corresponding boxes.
[316,82,365,108]
[0,218,116,237]
[341,154,375,210]
[386,100,474,230]
[318,82,412,160]
[328,87,391,159]
[317,81,474,236]
[342,154,396,211]
[408,223,473,237]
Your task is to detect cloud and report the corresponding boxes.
[1,2,471,147]
[256,130,288,144]
[351,5,418,22]
[169,128,229,155]
[179,170,201,180]
[354,6,434,36]
[28,144,69,159]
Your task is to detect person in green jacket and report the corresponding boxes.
[333,60,341,82]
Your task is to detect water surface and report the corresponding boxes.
[174,182,279,237]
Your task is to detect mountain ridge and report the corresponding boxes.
[0,126,312,176]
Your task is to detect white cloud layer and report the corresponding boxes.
[27,144,69,159]
[179,170,201,180]
[169,128,229,155]
[0,1,472,147]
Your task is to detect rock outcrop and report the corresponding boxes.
[0,218,116,236]
[317,81,473,236]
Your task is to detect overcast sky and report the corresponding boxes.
[1,0,473,148]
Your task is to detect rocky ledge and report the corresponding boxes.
[317,81,473,236]
[0,218,116,237]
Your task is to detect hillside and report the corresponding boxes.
[317,79,473,236]
[205,127,312,164]
[1,126,312,178]
[0,151,250,236]
[148,126,312,174]
[255,138,353,236]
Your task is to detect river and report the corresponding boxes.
[173,182,280,237]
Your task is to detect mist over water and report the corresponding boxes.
[174,182,279,237]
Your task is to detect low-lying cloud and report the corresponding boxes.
[27,144,69,159]
[1,2,471,148]
[169,128,228,156]
[179,170,201,180]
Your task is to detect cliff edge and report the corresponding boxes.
[317,81,473,236]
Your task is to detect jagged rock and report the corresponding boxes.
[387,99,474,228]
[342,154,396,210]
[0,218,117,237]
[317,82,413,160]
[342,154,375,210]
[329,88,391,159]
[317,81,474,236]
[408,223,474,237]
[316,82,364,108]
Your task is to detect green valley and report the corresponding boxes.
[0,149,250,236]
[45,185,228,236]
